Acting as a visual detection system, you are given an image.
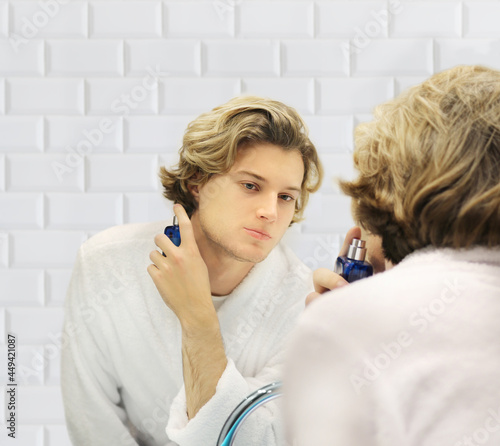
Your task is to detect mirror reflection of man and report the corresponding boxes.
[61,96,323,446]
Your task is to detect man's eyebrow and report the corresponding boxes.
[233,170,302,193]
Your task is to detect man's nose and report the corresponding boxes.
[256,195,278,222]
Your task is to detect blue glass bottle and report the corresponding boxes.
[162,216,181,256]
[334,238,373,283]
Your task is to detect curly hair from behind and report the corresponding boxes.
[159,95,323,224]
[340,65,500,264]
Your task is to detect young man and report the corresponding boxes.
[61,96,323,446]
[285,65,500,445]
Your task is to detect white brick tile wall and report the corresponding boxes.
[160,78,241,114]
[11,231,85,268]
[1,1,499,439]
[86,78,159,115]
[7,308,64,344]
[125,115,190,152]
[126,40,201,77]
[317,1,389,38]
[0,40,44,76]
[436,39,500,71]
[243,78,315,115]
[46,193,123,229]
[317,78,394,114]
[0,345,45,385]
[353,39,433,76]
[0,116,44,151]
[18,386,66,423]
[90,1,162,38]
[165,1,234,37]
[283,40,349,76]
[124,192,173,224]
[10,1,87,38]
[0,193,43,229]
[45,269,72,306]
[0,270,44,305]
[7,79,85,115]
[47,40,123,76]
[46,116,123,153]
[7,154,85,192]
[390,2,462,38]
[203,41,280,76]
[86,154,159,192]
[464,2,500,37]
[238,2,314,38]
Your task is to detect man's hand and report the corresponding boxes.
[148,204,215,330]
[305,226,362,306]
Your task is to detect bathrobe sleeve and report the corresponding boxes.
[61,247,163,446]
[166,355,287,446]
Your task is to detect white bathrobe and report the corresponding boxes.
[285,245,500,446]
[61,220,313,446]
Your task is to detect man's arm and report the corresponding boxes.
[148,204,227,419]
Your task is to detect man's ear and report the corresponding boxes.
[187,182,200,202]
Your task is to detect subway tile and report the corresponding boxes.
[0,79,4,115]
[317,1,389,38]
[160,78,240,115]
[7,308,64,344]
[302,192,355,234]
[242,78,315,116]
[86,78,159,115]
[203,41,279,76]
[353,39,433,76]
[7,79,84,115]
[395,76,428,95]
[124,192,173,224]
[46,269,72,306]
[90,1,162,38]
[0,116,43,152]
[238,1,313,38]
[46,116,122,153]
[464,2,500,37]
[303,116,354,153]
[436,39,500,72]
[0,270,44,305]
[125,40,200,77]
[0,232,8,267]
[0,40,44,76]
[0,155,4,190]
[0,423,44,445]
[391,2,461,38]
[0,193,43,229]
[47,40,123,76]
[16,386,65,423]
[317,78,394,114]
[46,193,123,229]
[86,154,159,192]
[10,1,87,38]
[0,345,45,385]
[317,153,356,194]
[45,344,61,385]
[165,1,234,37]
[7,154,84,192]
[46,425,72,446]
[124,115,191,152]
[283,40,349,77]
[10,231,85,268]
[0,309,5,343]
[0,2,7,37]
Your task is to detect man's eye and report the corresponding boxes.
[243,183,257,190]
[280,195,295,202]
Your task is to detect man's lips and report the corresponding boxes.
[244,228,272,241]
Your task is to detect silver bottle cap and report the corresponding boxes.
[173,215,178,226]
[347,238,367,261]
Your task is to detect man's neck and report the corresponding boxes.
[190,214,255,297]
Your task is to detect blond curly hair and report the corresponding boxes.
[340,65,500,264]
[160,95,323,224]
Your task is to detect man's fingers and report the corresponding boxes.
[313,268,348,293]
[173,203,196,246]
[339,226,362,257]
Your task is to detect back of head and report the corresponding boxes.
[160,95,322,224]
[340,65,500,264]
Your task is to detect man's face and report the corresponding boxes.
[191,142,305,264]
